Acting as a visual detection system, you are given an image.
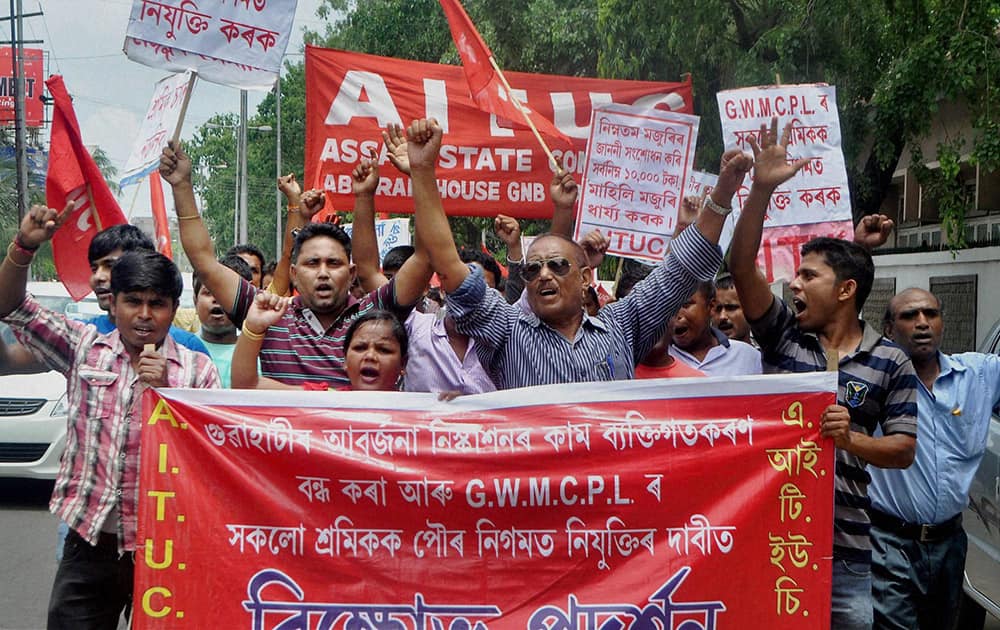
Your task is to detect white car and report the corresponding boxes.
[960,319,1000,625]
[0,283,99,480]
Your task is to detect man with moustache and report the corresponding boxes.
[408,117,747,388]
[869,288,1000,630]
[161,142,433,388]
[712,274,754,345]
[729,117,917,629]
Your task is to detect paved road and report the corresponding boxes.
[2,477,999,629]
[0,479,58,630]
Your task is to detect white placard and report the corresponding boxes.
[121,71,195,188]
[716,84,855,281]
[717,84,851,227]
[124,0,298,89]
[575,103,699,262]
[339,218,412,263]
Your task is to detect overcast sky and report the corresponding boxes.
[27,0,326,216]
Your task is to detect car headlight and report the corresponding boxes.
[51,393,68,417]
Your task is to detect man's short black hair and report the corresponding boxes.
[262,260,277,277]
[801,237,875,313]
[88,224,155,264]
[225,244,266,271]
[693,280,716,302]
[193,254,252,298]
[291,223,352,263]
[615,259,654,299]
[715,273,735,291]
[458,247,502,286]
[381,245,415,273]
[110,251,183,305]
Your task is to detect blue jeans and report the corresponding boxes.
[832,557,873,629]
[871,524,966,630]
[56,520,69,562]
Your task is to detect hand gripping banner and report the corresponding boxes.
[135,374,836,629]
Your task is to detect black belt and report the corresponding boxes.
[870,508,962,543]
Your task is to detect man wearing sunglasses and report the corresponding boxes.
[408,117,750,389]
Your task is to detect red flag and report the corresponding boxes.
[438,0,571,146]
[148,171,172,259]
[45,75,127,300]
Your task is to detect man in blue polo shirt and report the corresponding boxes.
[729,117,918,630]
[869,288,1000,629]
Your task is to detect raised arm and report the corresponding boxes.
[854,214,894,251]
[729,117,809,321]
[408,118,469,293]
[268,173,304,296]
[549,163,578,238]
[230,292,297,390]
[0,204,69,318]
[0,334,48,375]
[351,150,390,293]
[161,142,242,316]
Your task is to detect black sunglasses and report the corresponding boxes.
[520,257,573,282]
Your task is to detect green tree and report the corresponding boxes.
[227,0,999,256]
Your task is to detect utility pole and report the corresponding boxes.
[238,89,248,244]
[275,73,282,258]
[7,0,28,224]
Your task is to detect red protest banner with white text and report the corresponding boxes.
[305,46,692,219]
[717,85,854,282]
[135,375,835,629]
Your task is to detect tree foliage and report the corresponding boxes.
[193,0,1000,257]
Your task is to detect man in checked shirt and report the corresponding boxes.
[0,204,220,629]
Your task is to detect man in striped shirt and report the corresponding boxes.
[730,118,917,630]
[1,205,220,629]
[160,142,433,388]
[408,117,749,388]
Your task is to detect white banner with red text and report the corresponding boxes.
[717,85,854,282]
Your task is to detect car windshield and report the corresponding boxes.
[0,293,101,342]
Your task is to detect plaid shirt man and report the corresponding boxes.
[2,294,220,552]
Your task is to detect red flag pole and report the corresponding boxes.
[487,57,559,170]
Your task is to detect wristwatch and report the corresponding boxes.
[702,195,733,216]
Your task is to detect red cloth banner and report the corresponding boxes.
[148,171,173,259]
[0,47,44,127]
[438,0,570,146]
[305,46,692,219]
[45,75,127,301]
[136,375,836,629]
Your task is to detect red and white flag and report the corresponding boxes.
[45,75,127,300]
[438,0,570,145]
[148,171,172,259]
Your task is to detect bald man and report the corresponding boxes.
[869,288,1000,629]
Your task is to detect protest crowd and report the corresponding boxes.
[1,3,997,630]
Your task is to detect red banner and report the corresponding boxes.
[136,375,835,629]
[46,75,128,301]
[148,171,173,259]
[305,46,692,219]
[0,48,43,127]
